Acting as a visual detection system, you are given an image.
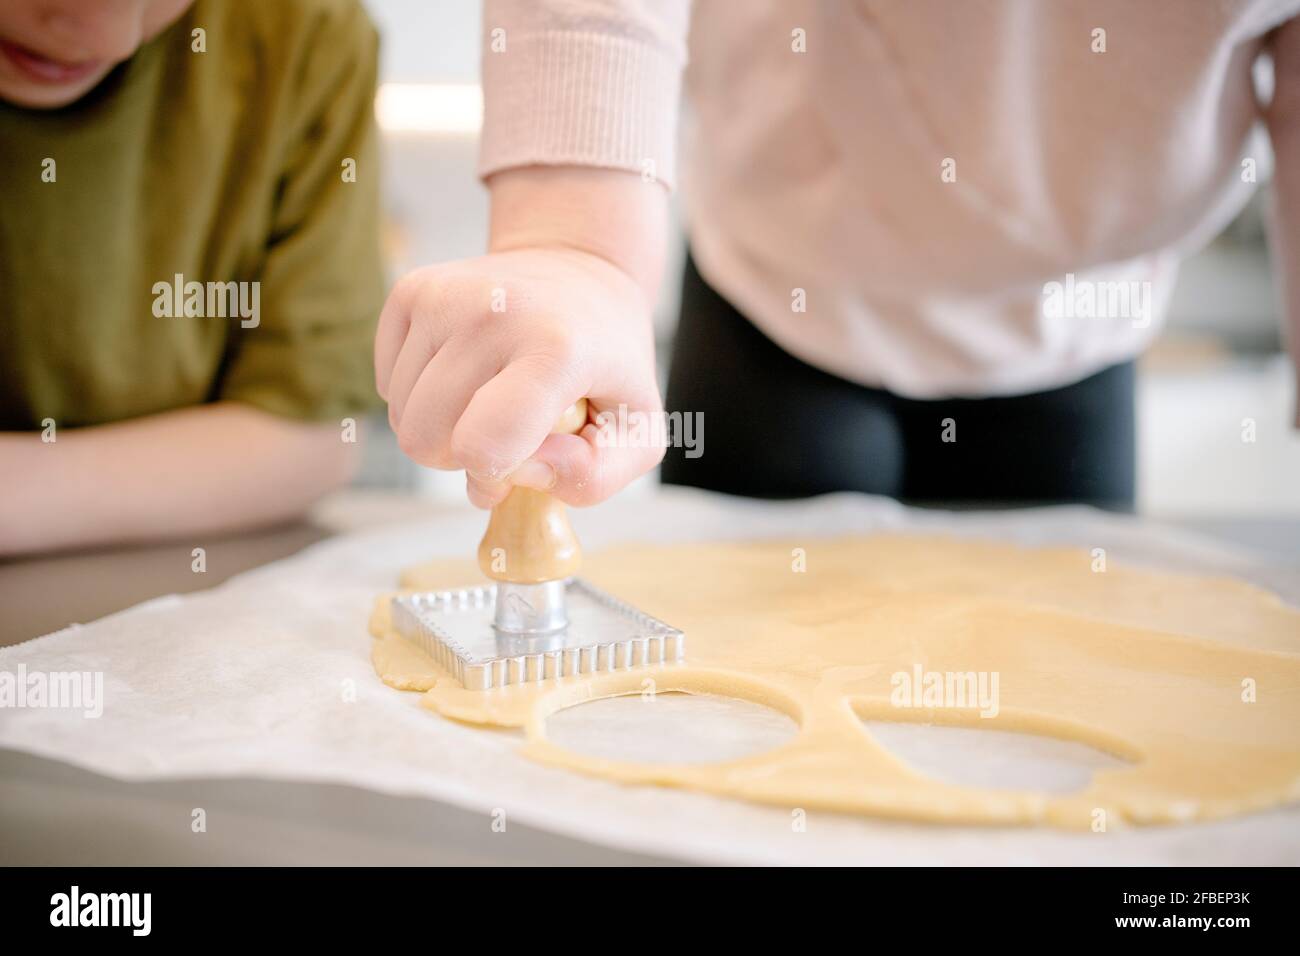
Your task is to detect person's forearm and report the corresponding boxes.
[0,403,359,557]
[486,166,669,303]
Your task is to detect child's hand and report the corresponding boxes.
[376,244,665,509]
[376,166,670,509]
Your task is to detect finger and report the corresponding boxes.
[393,337,503,468]
[450,356,586,481]
[520,422,667,506]
[465,472,511,509]
[385,313,459,431]
[374,276,417,400]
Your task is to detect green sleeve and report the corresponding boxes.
[218,3,385,422]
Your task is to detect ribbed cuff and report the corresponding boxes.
[478,30,683,189]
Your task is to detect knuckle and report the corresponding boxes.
[419,275,506,339]
[388,269,429,316]
[390,271,418,304]
[532,321,580,367]
[449,429,497,476]
[395,422,430,463]
[409,273,468,328]
[426,444,458,470]
[407,420,457,470]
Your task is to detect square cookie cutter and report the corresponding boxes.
[391,578,685,691]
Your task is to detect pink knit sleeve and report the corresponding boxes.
[477,0,690,189]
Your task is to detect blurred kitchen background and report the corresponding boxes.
[357,0,1300,520]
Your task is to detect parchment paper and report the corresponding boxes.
[1,487,1297,865]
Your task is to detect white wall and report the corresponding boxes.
[364,0,481,83]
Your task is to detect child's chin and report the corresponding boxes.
[0,71,109,109]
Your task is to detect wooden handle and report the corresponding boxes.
[477,400,587,584]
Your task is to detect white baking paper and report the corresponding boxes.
[1,487,1297,865]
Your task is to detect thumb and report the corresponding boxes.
[513,424,666,506]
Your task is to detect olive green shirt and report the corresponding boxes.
[0,0,384,430]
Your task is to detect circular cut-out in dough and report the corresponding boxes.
[858,719,1131,795]
[546,691,800,765]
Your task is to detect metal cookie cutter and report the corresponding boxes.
[393,400,685,691]
[391,579,685,691]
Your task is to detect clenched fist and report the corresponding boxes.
[374,166,671,508]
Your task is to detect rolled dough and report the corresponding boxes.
[369,535,1300,828]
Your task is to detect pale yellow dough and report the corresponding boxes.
[369,535,1300,828]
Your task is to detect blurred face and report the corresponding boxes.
[0,0,192,108]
